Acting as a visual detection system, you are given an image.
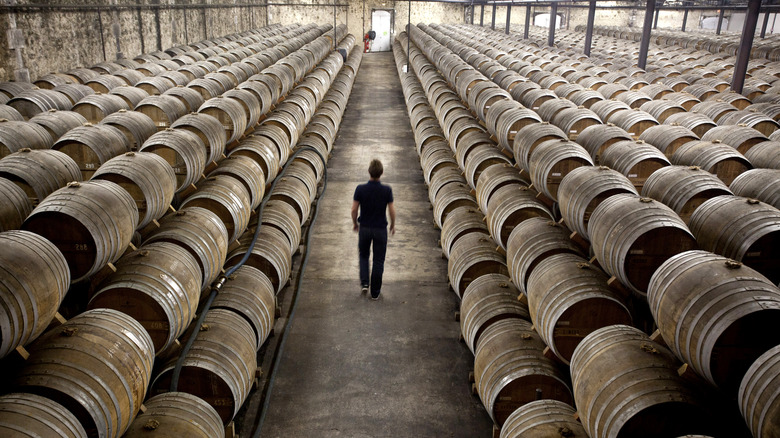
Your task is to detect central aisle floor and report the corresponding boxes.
[258,52,493,437]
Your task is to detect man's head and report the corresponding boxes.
[369,159,383,179]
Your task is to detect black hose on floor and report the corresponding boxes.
[250,148,329,438]
[169,145,327,393]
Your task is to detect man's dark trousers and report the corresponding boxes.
[358,226,387,298]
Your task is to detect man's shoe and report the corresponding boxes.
[371,293,380,301]
[361,285,369,294]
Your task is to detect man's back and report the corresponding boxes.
[354,180,393,228]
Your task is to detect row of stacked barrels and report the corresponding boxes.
[0,22,361,438]
[574,24,780,62]
[397,19,780,438]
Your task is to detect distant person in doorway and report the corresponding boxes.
[352,159,396,300]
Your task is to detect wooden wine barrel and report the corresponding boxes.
[513,122,568,173]
[72,93,129,123]
[259,199,301,255]
[552,106,602,141]
[590,99,631,122]
[663,91,700,110]
[720,111,780,137]
[122,392,223,438]
[171,113,227,165]
[499,400,589,438]
[575,123,633,164]
[269,176,312,225]
[527,253,632,364]
[139,128,207,192]
[744,141,780,169]
[432,182,478,229]
[642,165,733,224]
[487,100,541,152]
[664,112,716,138]
[439,205,488,260]
[228,135,281,184]
[691,100,738,123]
[640,99,686,123]
[0,392,87,438]
[29,109,88,141]
[589,194,698,296]
[0,148,82,205]
[0,230,69,358]
[212,265,276,351]
[0,177,32,231]
[529,139,593,202]
[225,226,292,294]
[89,242,201,353]
[600,139,671,191]
[22,180,139,282]
[209,155,265,210]
[448,232,508,298]
[688,196,780,284]
[199,96,248,145]
[570,324,714,438]
[506,217,584,295]
[537,98,576,123]
[729,169,780,210]
[700,125,769,155]
[144,207,228,291]
[283,161,318,203]
[475,163,529,213]
[8,89,73,118]
[460,273,530,354]
[639,123,699,158]
[223,88,262,131]
[648,251,780,392]
[163,86,206,114]
[486,185,552,250]
[52,123,130,179]
[91,151,176,229]
[181,175,251,244]
[151,309,256,425]
[135,95,187,131]
[16,308,155,438]
[739,345,780,438]
[474,318,573,427]
[99,109,157,152]
[0,119,54,158]
[671,140,752,186]
[558,166,638,240]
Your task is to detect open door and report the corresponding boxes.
[370,9,393,52]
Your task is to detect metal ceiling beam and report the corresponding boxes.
[638,0,655,70]
[548,1,558,46]
[491,0,497,29]
[506,3,512,33]
[716,0,726,34]
[524,4,531,38]
[681,2,689,31]
[480,3,484,25]
[761,8,771,38]
[584,0,596,56]
[732,0,761,94]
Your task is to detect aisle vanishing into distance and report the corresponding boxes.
[259,52,493,437]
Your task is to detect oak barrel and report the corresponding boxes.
[460,273,529,354]
[212,265,276,351]
[641,165,733,224]
[739,345,780,438]
[499,400,588,438]
[122,392,223,438]
[0,392,87,438]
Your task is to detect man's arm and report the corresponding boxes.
[351,200,360,232]
[388,202,396,235]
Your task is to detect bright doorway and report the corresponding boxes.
[370,9,393,52]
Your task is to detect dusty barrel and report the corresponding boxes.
[0,392,87,438]
[110,86,150,109]
[552,106,602,141]
[671,140,752,186]
[688,196,780,284]
[743,141,780,169]
[122,392,223,438]
[72,93,129,123]
[600,139,671,191]
[573,123,632,164]
[513,122,568,172]
[7,89,74,118]
[212,265,276,350]
[648,251,780,392]
[150,309,256,425]
[440,206,488,260]
[570,325,715,438]
[558,166,637,240]
[588,194,698,296]
[0,119,54,158]
[0,178,32,231]
[506,217,584,295]
[729,169,780,209]
[199,96,248,145]
[164,86,207,113]
[209,155,266,210]
[461,273,529,354]
[181,175,251,244]
[139,128,207,192]
[52,123,130,179]
[15,308,155,438]
[0,230,69,358]
[487,100,542,152]
[527,253,632,364]
[29,109,88,140]
[143,207,228,291]
[591,100,631,123]
[91,151,176,229]
[21,180,139,283]
[228,135,281,184]
[432,182,478,229]
[259,199,301,255]
[701,125,769,155]
[739,345,780,438]
[642,165,733,224]
[486,185,553,250]
[474,318,573,427]
[640,99,686,123]
[528,139,593,202]
[100,109,157,151]
[171,112,227,165]
[0,148,82,205]
[225,226,292,294]
[88,242,201,354]
[475,163,529,213]
[269,176,312,225]
[499,400,589,438]
[135,95,187,130]
[448,232,509,298]
[638,124,699,158]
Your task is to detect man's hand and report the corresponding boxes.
[353,223,359,232]
[389,224,395,236]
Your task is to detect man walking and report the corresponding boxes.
[352,159,396,300]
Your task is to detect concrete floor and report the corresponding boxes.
[255,52,493,437]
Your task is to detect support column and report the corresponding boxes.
[584,0,596,56]
[653,8,660,29]
[491,1,497,30]
[506,3,512,34]
[732,0,761,94]
[638,0,655,70]
[681,5,689,32]
[548,1,558,47]
[761,10,771,38]
[470,2,475,25]
[716,0,726,35]
[480,4,484,26]
[524,4,531,39]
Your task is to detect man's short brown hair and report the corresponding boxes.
[369,159,383,178]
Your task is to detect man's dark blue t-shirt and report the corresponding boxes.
[354,180,393,228]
